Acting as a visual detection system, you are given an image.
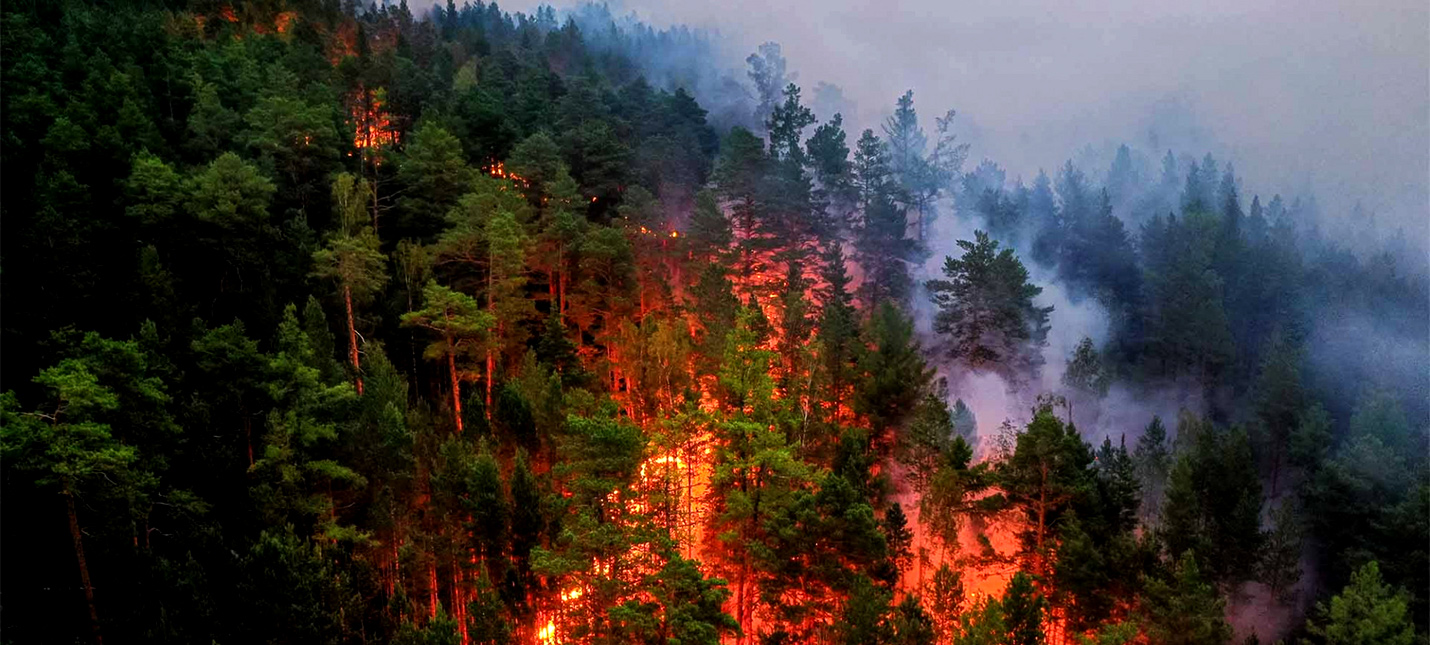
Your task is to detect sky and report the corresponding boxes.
[495,0,1429,233]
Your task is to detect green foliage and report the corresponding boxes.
[997,406,1093,575]
[1138,553,1233,645]
[951,596,1008,645]
[251,306,366,537]
[1063,337,1110,397]
[925,564,966,641]
[853,129,920,306]
[1001,572,1047,645]
[927,230,1053,386]
[718,306,777,414]
[1302,561,1417,645]
[1075,621,1139,645]
[394,609,461,645]
[948,572,1045,645]
[645,554,739,645]
[401,283,492,380]
[2,360,132,491]
[398,122,475,237]
[1260,502,1304,601]
[1160,416,1264,585]
[1134,416,1172,522]
[855,302,933,433]
[1139,212,1235,382]
[3,4,1425,644]
[237,529,345,644]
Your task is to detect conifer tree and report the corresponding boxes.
[312,173,388,395]
[402,283,493,433]
[927,231,1053,387]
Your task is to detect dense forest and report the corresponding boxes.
[2,2,1426,644]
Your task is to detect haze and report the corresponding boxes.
[505,0,1429,234]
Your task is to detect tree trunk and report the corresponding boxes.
[1037,465,1048,578]
[548,269,557,306]
[244,414,254,468]
[1270,444,1282,498]
[345,283,364,395]
[559,262,568,322]
[558,243,566,323]
[370,172,380,235]
[66,491,103,645]
[449,347,464,434]
[454,565,467,645]
[485,346,494,419]
[486,253,496,419]
[429,560,439,619]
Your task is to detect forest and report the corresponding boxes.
[1,2,1426,644]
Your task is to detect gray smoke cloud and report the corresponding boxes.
[498,0,1428,236]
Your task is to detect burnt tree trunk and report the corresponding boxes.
[66,491,103,645]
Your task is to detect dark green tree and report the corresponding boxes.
[1302,561,1417,645]
[927,231,1052,387]
[1138,553,1233,645]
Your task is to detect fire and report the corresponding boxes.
[349,87,397,157]
[633,225,683,240]
[274,11,295,34]
[486,162,530,187]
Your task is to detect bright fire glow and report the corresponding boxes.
[486,161,530,188]
[349,87,396,155]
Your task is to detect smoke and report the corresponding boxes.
[497,0,1427,238]
[1307,306,1430,427]
[1033,278,1109,393]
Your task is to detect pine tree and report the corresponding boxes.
[1027,170,1061,267]
[1303,561,1417,645]
[997,407,1092,579]
[1105,144,1137,203]
[1001,572,1047,645]
[815,243,860,424]
[882,91,937,242]
[646,553,740,645]
[712,127,771,285]
[1138,553,1232,645]
[883,502,915,571]
[855,303,933,436]
[1133,416,1172,523]
[746,42,789,128]
[1063,337,1110,398]
[852,129,918,306]
[433,176,535,411]
[1160,416,1264,585]
[1,336,165,645]
[397,121,474,237]
[1260,502,1303,602]
[927,231,1053,387]
[533,167,588,322]
[925,564,966,641]
[251,306,365,538]
[1253,332,1304,495]
[312,173,388,395]
[401,282,493,433]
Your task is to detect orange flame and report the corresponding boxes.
[349,87,397,161]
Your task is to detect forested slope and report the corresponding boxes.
[1,2,1425,644]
